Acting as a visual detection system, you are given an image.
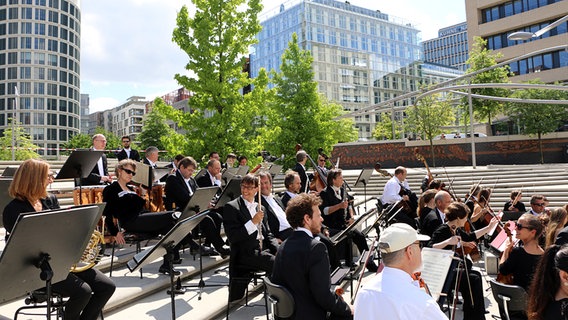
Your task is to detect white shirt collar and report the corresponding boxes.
[296,227,313,238]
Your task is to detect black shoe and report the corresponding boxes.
[217,247,230,258]
[159,265,180,275]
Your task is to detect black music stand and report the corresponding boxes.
[354,168,374,212]
[1,166,18,177]
[235,165,249,176]
[0,206,101,319]
[127,213,208,320]
[214,177,242,208]
[0,178,12,229]
[222,167,238,186]
[56,150,104,205]
[181,186,220,220]
[331,208,376,267]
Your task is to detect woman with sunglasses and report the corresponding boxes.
[527,244,568,320]
[498,214,544,291]
[428,202,499,320]
[102,159,186,274]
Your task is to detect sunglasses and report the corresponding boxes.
[516,222,533,231]
[533,203,545,207]
[122,168,136,176]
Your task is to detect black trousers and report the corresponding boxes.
[52,268,115,320]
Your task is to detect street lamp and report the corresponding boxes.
[508,14,568,41]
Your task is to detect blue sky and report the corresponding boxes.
[80,0,466,113]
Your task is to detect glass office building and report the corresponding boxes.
[0,0,81,158]
[422,22,469,72]
[251,0,422,140]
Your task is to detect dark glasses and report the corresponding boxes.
[533,203,545,207]
[122,168,136,176]
[516,222,532,231]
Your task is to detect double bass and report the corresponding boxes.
[295,144,327,192]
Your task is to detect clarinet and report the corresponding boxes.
[257,177,263,253]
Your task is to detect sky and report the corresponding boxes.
[80,0,466,114]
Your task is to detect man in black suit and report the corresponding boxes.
[196,159,222,189]
[281,171,301,209]
[421,190,451,237]
[272,193,353,319]
[258,172,293,241]
[116,135,140,162]
[222,174,278,301]
[293,150,311,194]
[164,156,229,256]
[78,134,113,186]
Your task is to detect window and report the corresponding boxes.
[35,23,45,35]
[35,8,45,20]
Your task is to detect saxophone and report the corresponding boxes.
[70,217,107,273]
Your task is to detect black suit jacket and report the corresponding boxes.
[293,163,310,194]
[281,192,292,209]
[556,226,568,246]
[79,150,109,186]
[195,170,215,188]
[116,148,140,162]
[261,196,293,240]
[164,170,197,211]
[421,208,444,237]
[272,231,352,320]
[319,186,350,231]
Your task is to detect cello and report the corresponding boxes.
[295,144,327,192]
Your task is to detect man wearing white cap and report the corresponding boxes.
[354,223,447,320]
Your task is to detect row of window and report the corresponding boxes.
[422,32,468,50]
[423,43,468,59]
[0,22,80,48]
[0,96,78,114]
[0,6,80,33]
[0,0,80,21]
[0,51,80,75]
[508,49,568,75]
[0,81,79,100]
[481,0,562,24]
[485,20,568,50]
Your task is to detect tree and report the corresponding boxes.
[372,112,404,140]
[63,128,120,157]
[506,80,568,164]
[464,37,510,128]
[0,120,40,160]
[268,32,357,168]
[137,98,177,157]
[405,93,455,166]
[170,0,264,162]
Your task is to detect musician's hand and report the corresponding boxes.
[347,217,355,225]
[252,211,264,225]
[101,175,112,183]
[338,200,348,210]
[463,241,476,249]
[402,195,409,201]
[334,286,344,297]
[115,231,126,245]
[323,228,330,237]
[489,217,500,228]
[215,172,222,180]
[447,235,460,246]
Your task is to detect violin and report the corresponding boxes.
[450,224,481,263]
[411,272,432,296]
[496,221,515,285]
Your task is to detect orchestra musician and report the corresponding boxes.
[546,207,568,248]
[499,213,544,291]
[78,134,113,186]
[528,195,548,216]
[354,224,446,320]
[102,159,190,275]
[281,171,301,209]
[470,187,492,229]
[420,191,451,238]
[428,202,499,320]
[272,193,353,319]
[319,168,378,272]
[293,150,311,194]
[416,189,438,229]
[222,153,237,170]
[380,166,418,228]
[3,159,115,320]
[196,159,223,189]
[237,155,248,167]
[116,135,140,162]
[222,174,279,301]
[527,245,568,320]
[503,189,526,213]
[143,146,167,183]
[164,156,229,257]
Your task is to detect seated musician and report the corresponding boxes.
[470,187,492,229]
[293,150,311,194]
[416,189,437,229]
[3,159,115,320]
[319,168,378,272]
[194,159,224,230]
[281,171,301,209]
[503,189,526,213]
[164,156,229,256]
[143,146,167,183]
[102,159,190,275]
[420,190,451,237]
[222,174,279,301]
[272,193,353,319]
[355,224,446,320]
[499,213,544,291]
[546,207,568,248]
[428,202,499,320]
[528,194,549,216]
[78,133,113,186]
[380,166,418,228]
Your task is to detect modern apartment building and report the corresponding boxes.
[251,0,422,140]
[88,96,149,142]
[0,0,81,158]
[465,0,568,83]
[422,22,469,71]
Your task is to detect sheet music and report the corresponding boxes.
[419,247,454,301]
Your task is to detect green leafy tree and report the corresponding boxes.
[372,112,404,140]
[463,37,510,128]
[63,127,120,157]
[268,32,357,168]
[506,80,568,163]
[405,93,455,166]
[137,98,177,157]
[0,120,40,160]
[170,0,263,162]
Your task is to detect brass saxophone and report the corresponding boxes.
[70,217,106,273]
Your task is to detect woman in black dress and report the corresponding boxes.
[3,159,115,320]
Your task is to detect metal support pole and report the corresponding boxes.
[468,84,476,168]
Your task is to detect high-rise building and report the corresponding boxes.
[0,0,81,158]
[80,93,89,134]
[422,22,469,71]
[251,0,422,140]
[110,96,148,141]
[465,0,568,83]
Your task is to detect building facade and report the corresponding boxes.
[422,22,469,71]
[80,93,89,134]
[251,0,422,140]
[466,0,568,83]
[0,0,81,158]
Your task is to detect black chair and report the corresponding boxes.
[14,290,66,320]
[489,279,528,320]
[108,232,161,278]
[264,276,295,320]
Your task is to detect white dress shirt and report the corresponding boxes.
[243,197,261,235]
[354,266,447,320]
[381,176,410,205]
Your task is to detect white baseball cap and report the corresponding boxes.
[379,223,430,253]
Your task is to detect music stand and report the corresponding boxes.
[235,165,249,176]
[0,206,100,319]
[501,211,524,222]
[268,164,282,176]
[0,178,12,229]
[331,208,376,268]
[56,150,104,205]
[131,163,152,187]
[154,167,171,182]
[214,176,242,208]
[222,167,238,186]
[354,168,374,212]
[180,186,220,220]
[127,213,208,320]
[1,166,18,177]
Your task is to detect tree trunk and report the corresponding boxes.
[429,139,436,167]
